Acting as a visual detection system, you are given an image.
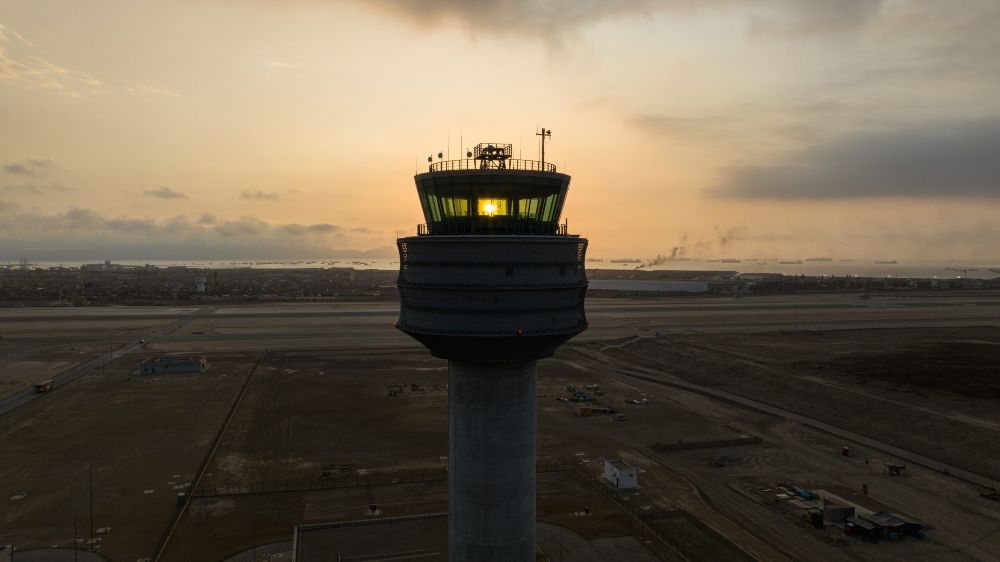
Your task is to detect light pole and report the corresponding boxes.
[89,463,94,551]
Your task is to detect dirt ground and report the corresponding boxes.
[4,298,1000,561]
[200,349,450,492]
[0,353,256,561]
[0,318,176,399]
[604,327,1000,481]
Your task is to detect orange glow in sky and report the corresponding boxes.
[1,1,999,260]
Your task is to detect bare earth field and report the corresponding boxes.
[0,354,255,560]
[2,292,1000,561]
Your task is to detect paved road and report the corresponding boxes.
[0,308,211,417]
[3,295,999,417]
[2,295,1000,322]
[572,348,1000,490]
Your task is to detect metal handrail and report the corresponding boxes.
[427,159,557,173]
[417,220,568,236]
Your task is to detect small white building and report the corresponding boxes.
[603,459,638,490]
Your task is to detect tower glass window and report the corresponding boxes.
[415,168,570,234]
[440,196,469,218]
[517,197,540,220]
[477,198,508,217]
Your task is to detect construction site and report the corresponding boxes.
[2,292,1000,561]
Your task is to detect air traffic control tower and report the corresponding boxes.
[396,138,588,561]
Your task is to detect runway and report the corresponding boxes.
[2,292,999,417]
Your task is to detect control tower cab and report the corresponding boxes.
[397,141,589,362]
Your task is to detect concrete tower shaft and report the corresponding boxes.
[397,146,588,562]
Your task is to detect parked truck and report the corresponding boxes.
[34,380,54,393]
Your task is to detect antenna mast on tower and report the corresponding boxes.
[536,127,552,166]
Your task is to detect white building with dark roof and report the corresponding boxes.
[603,459,638,490]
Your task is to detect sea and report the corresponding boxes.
[6,258,1000,280]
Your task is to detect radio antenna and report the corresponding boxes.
[536,127,552,166]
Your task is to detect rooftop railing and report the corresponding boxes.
[427,159,557,173]
[417,219,569,236]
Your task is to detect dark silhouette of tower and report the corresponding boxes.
[396,140,588,561]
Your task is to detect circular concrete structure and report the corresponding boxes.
[397,234,587,361]
[397,147,588,562]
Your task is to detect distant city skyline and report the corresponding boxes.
[2,1,1000,260]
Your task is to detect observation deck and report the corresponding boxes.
[428,158,556,173]
[413,143,571,237]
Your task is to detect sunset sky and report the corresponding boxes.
[2,1,999,261]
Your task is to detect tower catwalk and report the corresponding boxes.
[396,142,588,561]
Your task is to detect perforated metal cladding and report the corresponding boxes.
[395,235,588,359]
[397,240,409,283]
[398,236,587,288]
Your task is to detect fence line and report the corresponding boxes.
[197,461,576,498]
[569,463,755,562]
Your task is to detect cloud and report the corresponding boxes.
[346,0,881,39]
[240,190,281,201]
[143,186,187,199]
[126,82,180,98]
[0,25,101,96]
[3,158,52,175]
[213,216,269,237]
[279,223,342,236]
[104,217,148,232]
[265,60,300,69]
[865,2,1000,81]
[0,22,31,46]
[0,207,362,259]
[748,0,880,37]
[307,223,340,234]
[627,99,848,145]
[2,182,72,195]
[40,210,347,241]
[63,208,101,228]
[710,117,1000,199]
[628,115,734,139]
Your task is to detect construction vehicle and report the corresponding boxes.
[34,380,54,393]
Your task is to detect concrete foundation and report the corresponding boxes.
[448,360,537,562]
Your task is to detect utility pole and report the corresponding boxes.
[74,513,79,561]
[89,464,94,551]
[536,127,551,166]
[559,526,564,561]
